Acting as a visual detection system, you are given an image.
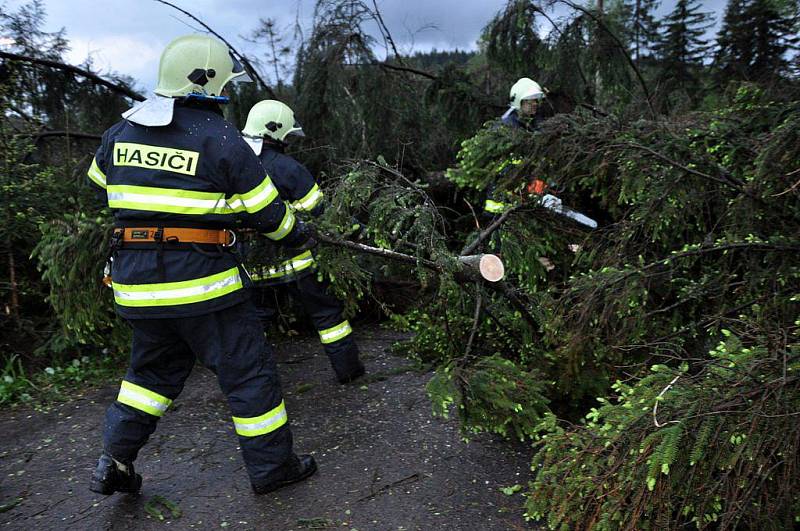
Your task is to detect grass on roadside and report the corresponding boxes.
[0,351,126,408]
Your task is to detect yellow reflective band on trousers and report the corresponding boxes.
[319,320,352,344]
[484,199,508,213]
[87,157,107,189]
[291,184,323,212]
[232,400,288,437]
[117,380,172,417]
[264,207,296,241]
[250,251,315,281]
[112,267,243,307]
[106,176,278,216]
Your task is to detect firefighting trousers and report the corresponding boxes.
[253,273,363,382]
[103,300,293,485]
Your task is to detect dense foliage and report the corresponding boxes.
[482,89,799,529]
[0,1,134,399]
[2,0,799,526]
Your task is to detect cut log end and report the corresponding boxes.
[479,254,505,282]
[458,253,505,282]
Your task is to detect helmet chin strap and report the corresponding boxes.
[263,136,288,151]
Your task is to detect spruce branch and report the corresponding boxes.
[0,51,143,101]
[554,0,656,118]
[460,205,522,256]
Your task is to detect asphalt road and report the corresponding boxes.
[0,327,534,530]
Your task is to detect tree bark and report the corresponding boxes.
[15,130,102,142]
[6,242,19,327]
[315,232,504,282]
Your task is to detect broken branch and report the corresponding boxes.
[461,205,522,256]
[0,51,144,101]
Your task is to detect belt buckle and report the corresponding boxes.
[223,229,237,248]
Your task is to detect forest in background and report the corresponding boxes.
[1,0,799,527]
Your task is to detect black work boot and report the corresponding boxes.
[89,453,142,495]
[252,454,317,494]
[336,361,365,384]
[330,346,366,384]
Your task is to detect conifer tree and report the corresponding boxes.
[745,0,799,80]
[717,0,799,82]
[483,0,545,80]
[623,0,661,63]
[653,0,714,103]
[715,0,754,81]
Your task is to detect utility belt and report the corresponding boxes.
[112,226,237,249]
[103,225,240,287]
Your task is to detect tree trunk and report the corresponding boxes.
[6,241,20,327]
[315,233,504,282]
[457,254,505,282]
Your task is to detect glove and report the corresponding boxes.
[282,221,318,251]
[293,234,318,252]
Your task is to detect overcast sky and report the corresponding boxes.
[2,0,727,91]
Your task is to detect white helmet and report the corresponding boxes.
[509,77,545,111]
[242,100,305,142]
[154,34,250,98]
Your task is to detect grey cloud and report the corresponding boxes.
[4,0,730,90]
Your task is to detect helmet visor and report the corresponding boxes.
[288,119,305,138]
[521,92,545,101]
[229,52,253,83]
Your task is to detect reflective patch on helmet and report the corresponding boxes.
[188,68,210,86]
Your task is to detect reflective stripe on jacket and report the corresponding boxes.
[250,145,324,285]
[89,101,304,318]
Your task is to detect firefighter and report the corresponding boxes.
[241,100,365,384]
[500,77,545,130]
[483,77,548,220]
[87,35,317,496]
[484,78,595,265]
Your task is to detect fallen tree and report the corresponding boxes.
[314,232,505,283]
[0,51,144,101]
[31,88,800,529]
[438,87,800,528]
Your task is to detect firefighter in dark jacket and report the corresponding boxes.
[87,35,316,496]
[241,100,365,384]
[483,77,547,217]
